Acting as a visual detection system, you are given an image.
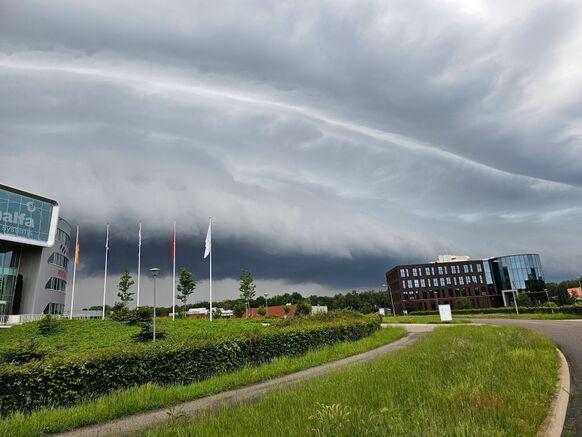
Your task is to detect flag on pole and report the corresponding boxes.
[137,222,142,307]
[204,218,212,321]
[172,221,176,321]
[74,229,80,265]
[70,225,79,320]
[204,220,211,259]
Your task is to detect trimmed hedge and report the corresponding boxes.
[409,305,582,316]
[0,314,380,415]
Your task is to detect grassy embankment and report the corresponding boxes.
[144,325,559,437]
[0,327,405,436]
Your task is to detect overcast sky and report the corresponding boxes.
[1,0,581,308]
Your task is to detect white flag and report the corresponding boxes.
[204,219,211,259]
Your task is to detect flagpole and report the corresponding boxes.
[209,217,212,321]
[137,222,142,307]
[172,221,176,321]
[102,223,109,320]
[69,225,79,320]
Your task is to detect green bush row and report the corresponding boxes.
[0,314,380,415]
[409,304,582,316]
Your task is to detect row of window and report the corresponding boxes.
[56,228,71,248]
[400,263,482,278]
[45,277,67,292]
[48,252,69,271]
[402,286,487,300]
[403,275,483,289]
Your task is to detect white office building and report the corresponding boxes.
[0,184,71,324]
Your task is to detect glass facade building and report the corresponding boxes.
[0,247,21,317]
[487,254,545,292]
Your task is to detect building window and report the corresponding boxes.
[439,278,445,286]
[425,267,430,275]
[431,267,435,275]
[478,275,483,284]
[56,229,71,249]
[402,281,407,289]
[444,266,448,274]
[414,279,419,288]
[412,268,418,276]
[466,276,471,285]
[438,266,443,275]
[472,275,477,284]
[463,265,469,273]
[400,269,406,277]
[408,280,413,288]
[446,277,451,285]
[470,264,474,273]
[433,278,438,287]
[44,303,64,315]
[476,264,482,273]
[453,277,457,285]
[48,253,69,271]
[459,277,465,285]
[406,269,410,277]
[45,277,67,292]
[420,279,426,287]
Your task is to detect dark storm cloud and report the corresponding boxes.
[1,0,582,304]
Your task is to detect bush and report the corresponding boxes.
[296,301,312,316]
[542,301,558,308]
[516,293,532,307]
[455,298,472,310]
[0,339,48,364]
[233,302,246,318]
[0,315,381,414]
[257,306,266,317]
[37,315,61,336]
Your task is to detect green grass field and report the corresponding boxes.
[382,315,471,324]
[0,318,267,361]
[467,312,582,320]
[0,327,406,437]
[144,326,559,437]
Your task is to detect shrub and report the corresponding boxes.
[257,306,266,317]
[0,339,48,364]
[516,293,532,307]
[233,302,246,318]
[0,315,381,414]
[542,301,558,308]
[37,315,61,336]
[455,298,472,310]
[296,301,312,316]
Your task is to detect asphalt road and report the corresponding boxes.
[472,318,582,437]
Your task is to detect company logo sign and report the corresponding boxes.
[0,186,56,245]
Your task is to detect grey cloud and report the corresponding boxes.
[0,0,581,286]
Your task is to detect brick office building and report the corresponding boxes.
[386,254,546,314]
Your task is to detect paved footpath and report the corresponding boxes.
[472,318,582,437]
[57,330,427,437]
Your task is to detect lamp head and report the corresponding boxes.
[149,268,161,277]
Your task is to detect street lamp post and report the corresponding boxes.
[544,289,554,314]
[381,284,396,317]
[434,291,439,311]
[149,268,160,342]
[264,293,269,317]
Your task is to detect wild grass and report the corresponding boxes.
[145,326,559,437]
[0,327,405,436]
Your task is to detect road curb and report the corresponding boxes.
[537,348,570,437]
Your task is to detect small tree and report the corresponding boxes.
[516,293,532,307]
[296,301,312,316]
[455,298,472,310]
[176,267,197,317]
[239,269,256,317]
[233,301,246,318]
[117,269,135,306]
[283,305,291,318]
[257,306,266,317]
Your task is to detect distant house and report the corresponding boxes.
[186,307,231,318]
